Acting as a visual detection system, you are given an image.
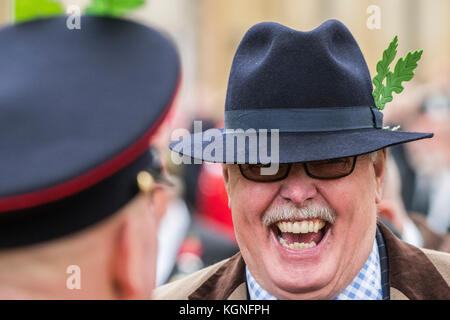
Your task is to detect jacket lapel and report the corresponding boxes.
[378,222,450,299]
[188,252,247,300]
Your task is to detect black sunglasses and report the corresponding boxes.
[238,156,358,182]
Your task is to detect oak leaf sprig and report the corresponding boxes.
[372,36,423,110]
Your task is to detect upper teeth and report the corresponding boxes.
[276,220,326,233]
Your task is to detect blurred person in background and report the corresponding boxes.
[382,55,450,235]
[378,153,450,252]
[158,119,239,284]
[155,164,192,286]
[185,120,239,269]
[406,90,450,234]
[386,80,450,235]
[0,12,179,299]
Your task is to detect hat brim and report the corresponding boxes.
[169,128,433,164]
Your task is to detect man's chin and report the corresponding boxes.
[264,261,338,298]
[260,233,341,298]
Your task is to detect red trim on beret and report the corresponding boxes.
[0,75,181,213]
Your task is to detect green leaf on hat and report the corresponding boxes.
[14,0,64,23]
[85,0,146,17]
[372,36,398,110]
[372,36,423,110]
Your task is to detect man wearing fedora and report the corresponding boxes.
[156,20,450,300]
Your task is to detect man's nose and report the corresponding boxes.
[278,164,318,204]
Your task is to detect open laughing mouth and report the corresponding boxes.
[271,219,331,250]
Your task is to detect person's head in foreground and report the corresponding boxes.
[158,20,450,300]
[0,16,180,299]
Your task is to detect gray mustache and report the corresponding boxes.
[262,203,336,226]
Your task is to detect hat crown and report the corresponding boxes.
[225,20,374,111]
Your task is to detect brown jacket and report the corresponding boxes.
[154,222,450,300]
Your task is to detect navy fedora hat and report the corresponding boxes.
[170,20,432,163]
[0,16,180,248]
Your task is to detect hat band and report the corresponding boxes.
[224,106,383,132]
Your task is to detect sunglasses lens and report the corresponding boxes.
[239,163,290,182]
[239,157,357,182]
[305,156,356,179]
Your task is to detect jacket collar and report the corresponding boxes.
[188,221,449,300]
[188,250,247,300]
[377,221,449,299]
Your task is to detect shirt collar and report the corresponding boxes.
[246,237,382,300]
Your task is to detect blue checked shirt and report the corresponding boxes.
[246,238,383,300]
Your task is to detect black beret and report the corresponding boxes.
[0,16,180,248]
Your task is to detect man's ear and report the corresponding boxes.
[377,200,405,235]
[111,215,141,299]
[373,148,387,204]
[222,164,231,208]
[377,200,396,222]
[222,164,230,186]
[150,187,170,227]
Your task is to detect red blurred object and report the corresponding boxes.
[195,162,236,243]
[178,235,203,257]
[176,235,204,275]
